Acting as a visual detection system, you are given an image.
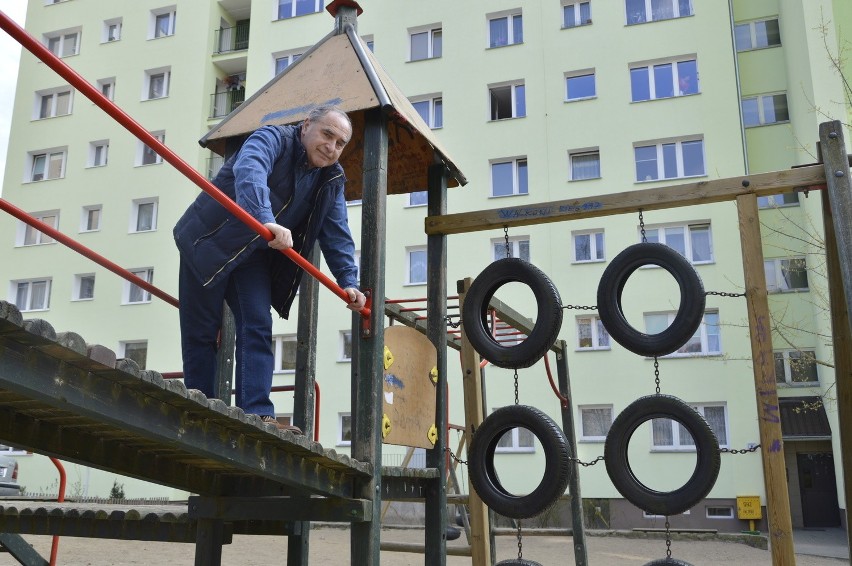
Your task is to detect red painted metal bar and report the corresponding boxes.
[0,11,369,318]
[48,457,66,565]
[0,198,179,308]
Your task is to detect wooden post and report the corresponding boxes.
[214,305,235,404]
[736,193,796,565]
[351,106,388,566]
[425,163,449,565]
[457,277,493,566]
[819,120,852,558]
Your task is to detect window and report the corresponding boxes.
[577,316,610,350]
[339,331,352,362]
[89,140,109,167]
[492,237,530,262]
[45,29,80,57]
[758,193,798,209]
[565,71,596,101]
[273,334,297,372]
[81,205,102,232]
[642,222,712,264]
[735,19,781,51]
[29,149,66,182]
[488,11,523,48]
[36,88,72,119]
[409,26,442,61]
[406,247,427,285]
[103,18,122,42]
[634,138,704,181]
[144,68,171,100]
[653,403,728,449]
[73,274,95,301]
[626,0,692,24]
[774,349,818,385]
[579,405,612,440]
[494,411,535,453]
[706,506,734,519]
[411,95,443,129]
[131,198,158,232]
[278,0,324,19]
[742,93,789,127]
[489,82,525,120]
[151,8,176,39]
[630,58,698,102]
[408,191,428,207]
[569,149,600,180]
[563,1,592,28]
[17,211,58,246]
[274,50,304,75]
[338,413,352,446]
[121,341,148,370]
[573,230,605,262]
[491,158,528,197]
[645,311,720,356]
[765,257,808,292]
[97,78,115,101]
[12,279,51,311]
[125,268,154,304]
[139,131,165,165]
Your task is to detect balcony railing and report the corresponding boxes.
[209,89,245,119]
[214,24,249,54]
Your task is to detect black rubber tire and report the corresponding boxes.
[597,242,705,357]
[604,395,721,516]
[469,405,571,519]
[496,560,544,566]
[462,258,563,369]
[643,559,694,565]
[445,526,461,541]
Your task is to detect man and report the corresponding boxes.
[174,105,366,433]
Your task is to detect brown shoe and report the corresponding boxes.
[260,415,303,435]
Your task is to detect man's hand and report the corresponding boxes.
[344,287,367,311]
[264,223,293,250]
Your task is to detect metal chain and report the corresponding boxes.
[653,357,661,394]
[639,209,647,243]
[504,226,511,258]
[665,518,672,559]
[445,314,461,328]
[516,520,523,560]
[720,444,761,455]
[570,455,605,467]
[514,370,520,405]
[562,304,597,311]
[445,447,468,466]
[706,291,747,298]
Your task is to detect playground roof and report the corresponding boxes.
[199,24,467,202]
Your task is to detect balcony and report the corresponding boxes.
[214,22,249,54]
[210,88,245,119]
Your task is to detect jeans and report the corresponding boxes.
[179,247,275,417]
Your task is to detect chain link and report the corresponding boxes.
[504,226,511,258]
[570,455,605,467]
[665,518,672,559]
[516,520,523,560]
[514,370,520,405]
[639,209,647,243]
[720,444,761,454]
[562,304,597,311]
[445,447,468,466]
[445,314,461,328]
[653,356,661,395]
[706,291,747,298]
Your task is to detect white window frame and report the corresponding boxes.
[150,7,177,39]
[757,192,798,209]
[489,81,526,121]
[569,149,601,181]
[28,148,67,182]
[277,0,324,20]
[410,94,443,129]
[734,18,781,51]
[565,70,596,101]
[576,315,610,351]
[578,404,612,441]
[491,236,530,262]
[490,157,529,197]
[487,9,523,48]
[493,408,536,453]
[272,334,297,373]
[130,198,158,233]
[742,93,789,127]
[652,403,728,451]
[273,47,306,75]
[44,28,81,57]
[11,278,52,312]
[81,205,102,232]
[73,273,96,301]
[774,349,818,385]
[35,87,73,119]
[88,140,109,168]
[626,0,693,25]
[407,191,428,207]
[103,18,122,43]
[634,137,705,182]
[144,67,171,100]
[16,210,59,247]
[124,268,154,304]
[706,506,735,519]
[644,310,721,357]
[338,413,352,446]
[408,24,442,61]
[138,131,165,166]
[339,330,352,362]
[120,340,148,370]
[764,257,809,293]
[572,230,605,263]
[97,78,116,101]
[630,57,699,101]
[641,222,713,264]
[405,246,427,285]
[562,1,592,28]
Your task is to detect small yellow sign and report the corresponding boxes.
[736,495,762,520]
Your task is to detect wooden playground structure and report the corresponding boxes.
[0,1,850,565]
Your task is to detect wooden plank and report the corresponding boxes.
[736,193,796,566]
[189,496,372,523]
[426,164,826,235]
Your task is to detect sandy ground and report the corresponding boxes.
[0,527,847,566]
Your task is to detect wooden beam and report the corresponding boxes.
[736,193,796,566]
[425,164,826,235]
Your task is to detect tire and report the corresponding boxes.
[446,526,461,541]
[469,405,570,519]
[462,258,563,369]
[597,243,705,357]
[496,560,544,566]
[604,395,720,516]
[643,559,694,565]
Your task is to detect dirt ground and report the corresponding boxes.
[1,527,847,566]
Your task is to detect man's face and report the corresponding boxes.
[300,112,352,168]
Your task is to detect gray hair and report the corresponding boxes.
[308,104,352,130]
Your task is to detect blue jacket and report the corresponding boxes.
[174,124,359,318]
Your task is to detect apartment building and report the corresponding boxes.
[0,0,849,531]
